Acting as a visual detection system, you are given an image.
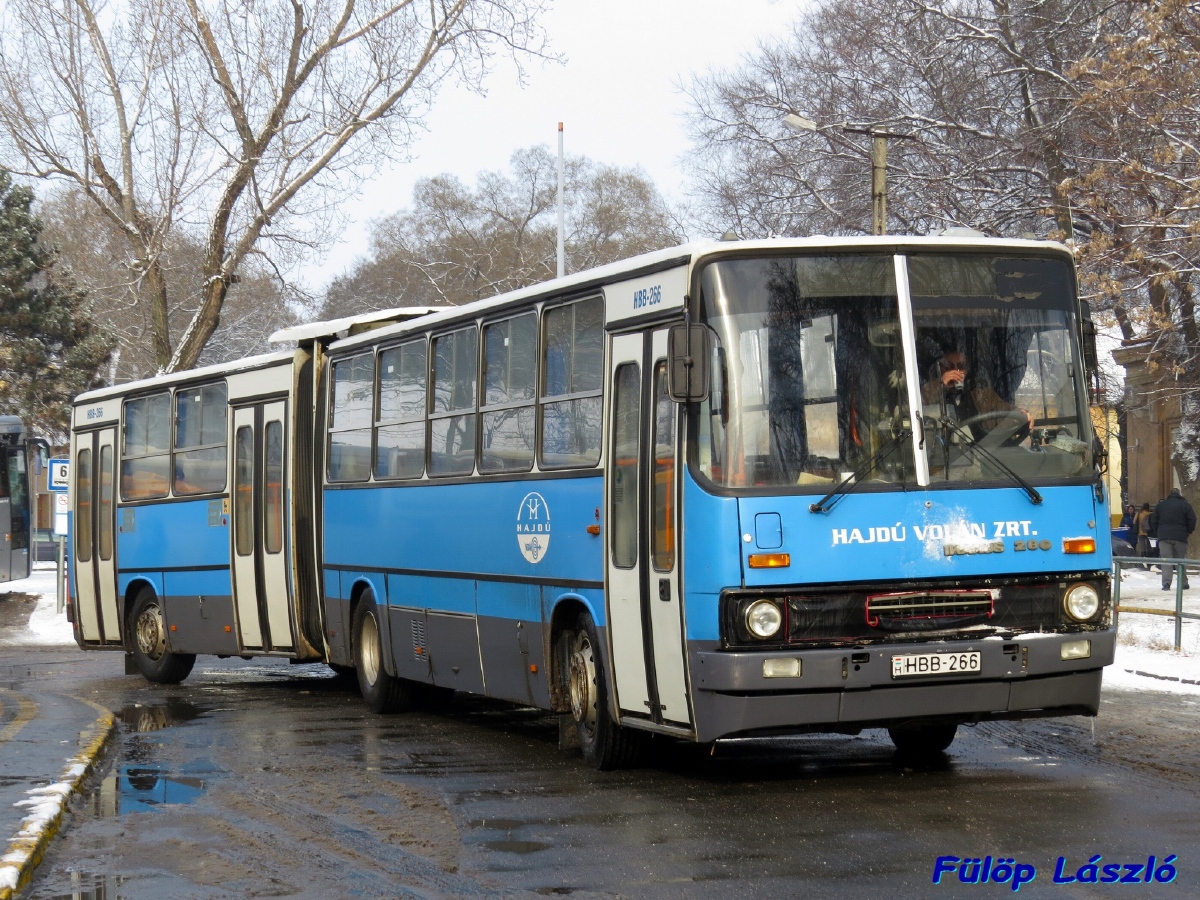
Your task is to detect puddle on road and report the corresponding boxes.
[482,839,550,854]
[85,766,208,816]
[117,699,208,733]
[469,818,529,830]
[38,872,125,900]
[471,817,551,854]
[195,661,343,682]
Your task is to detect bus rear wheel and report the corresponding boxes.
[888,722,958,756]
[353,593,416,714]
[129,589,196,684]
[566,614,644,770]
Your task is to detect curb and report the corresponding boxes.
[0,707,115,900]
[1124,668,1200,686]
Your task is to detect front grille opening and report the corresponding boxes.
[720,575,1109,649]
[865,590,995,628]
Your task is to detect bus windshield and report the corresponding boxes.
[696,254,914,489]
[695,251,1092,491]
[910,253,1092,483]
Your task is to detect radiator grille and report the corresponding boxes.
[720,575,1109,648]
[865,590,995,628]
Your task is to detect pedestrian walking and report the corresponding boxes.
[1133,502,1155,564]
[1121,503,1136,529]
[1150,489,1196,591]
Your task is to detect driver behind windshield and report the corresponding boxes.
[921,348,1032,439]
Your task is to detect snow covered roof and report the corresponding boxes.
[268,307,448,345]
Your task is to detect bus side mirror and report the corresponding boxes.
[1079,300,1099,372]
[1078,300,1100,403]
[667,324,711,403]
[1081,319,1098,372]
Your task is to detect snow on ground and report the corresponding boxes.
[2,562,76,646]
[1108,562,1200,694]
[6,560,1200,693]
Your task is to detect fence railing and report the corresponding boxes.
[1113,555,1200,651]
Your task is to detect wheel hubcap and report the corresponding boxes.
[135,603,166,661]
[568,632,598,738]
[360,610,380,687]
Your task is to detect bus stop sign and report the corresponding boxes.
[49,458,70,491]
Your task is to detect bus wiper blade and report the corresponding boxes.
[809,429,909,514]
[934,416,1043,505]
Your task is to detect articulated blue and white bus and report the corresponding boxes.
[69,237,1113,768]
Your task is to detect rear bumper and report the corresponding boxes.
[689,630,1113,743]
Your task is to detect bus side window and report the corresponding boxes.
[121,393,171,500]
[540,295,603,468]
[173,383,228,495]
[328,353,374,483]
[480,313,536,473]
[430,326,478,477]
[376,339,427,480]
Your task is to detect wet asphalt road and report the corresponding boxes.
[6,643,1200,900]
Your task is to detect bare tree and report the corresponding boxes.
[0,0,550,373]
[1067,0,1200,495]
[39,186,303,381]
[321,145,684,318]
[682,0,1128,240]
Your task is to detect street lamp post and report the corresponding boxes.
[869,131,886,236]
[783,114,910,236]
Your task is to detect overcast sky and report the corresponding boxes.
[303,0,805,290]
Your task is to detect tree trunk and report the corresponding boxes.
[145,258,172,372]
[167,276,226,373]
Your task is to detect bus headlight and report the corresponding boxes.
[1063,583,1101,622]
[745,599,783,639]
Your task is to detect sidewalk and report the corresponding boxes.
[1108,564,1200,693]
[0,566,114,900]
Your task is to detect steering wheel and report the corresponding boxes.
[956,409,1030,449]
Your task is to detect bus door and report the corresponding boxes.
[605,329,692,730]
[0,441,32,583]
[72,428,121,643]
[0,447,13,583]
[230,401,294,652]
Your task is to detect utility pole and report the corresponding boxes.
[842,126,911,236]
[557,122,565,278]
[870,132,887,236]
[784,114,913,236]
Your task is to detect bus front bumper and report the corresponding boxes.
[688,630,1114,743]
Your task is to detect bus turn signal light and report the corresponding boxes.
[1062,537,1096,554]
[748,553,791,569]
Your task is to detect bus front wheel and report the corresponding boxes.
[566,614,643,770]
[888,722,958,756]
[129,589,196,684]
[353,594,416,714]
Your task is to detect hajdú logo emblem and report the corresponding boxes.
[517,492,551,564]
